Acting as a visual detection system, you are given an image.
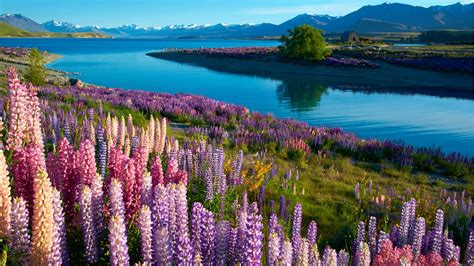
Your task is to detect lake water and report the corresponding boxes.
[1,38,473,156]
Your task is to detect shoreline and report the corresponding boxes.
[147,51,474,99]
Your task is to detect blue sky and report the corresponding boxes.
[1,0,473,27]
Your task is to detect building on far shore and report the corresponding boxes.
[341,31,360,44]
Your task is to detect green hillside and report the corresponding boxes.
[0,22,109,38]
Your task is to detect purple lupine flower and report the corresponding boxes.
[237,193,248,264]
[227,227,238,264]
[377,230,389,254]
[10,197,30,261]
[205,166,214,201]
[214,148,227,195]
[108,214,130,266]
[307,220,318,246]
[216,221,230,265]
[243,203,263,265]
[292,203,303,261]
[389,225,399,245]
[441,237,455,262]
[407,198,417,245]
[296,238,309,265]
[200,208,216,264]
[432,209,444,253]
[138,205,153,264]
[269,200,275,214]
[322,246,337,266]
[268,232,280,265]
[353,221,365,257]
[368,216,377,259]
[412,217,425,259]
[109,179,125,218]
[309,243,320,266]
[281,240,293,265]
[96,126,107,178]
[268,213,279,235]
[465,230,474,265]
[79,186,98,264]
[279,195,285,219]
[141,172,153,207]
[174,184,193,264]
[337,250,349,266]
[191,202,204,260]
[91,174,104,237]
[257,186,265,213]
[153,185,171,264]
[398,200,411,247]
[52,188,68,265]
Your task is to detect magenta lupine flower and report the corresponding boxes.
[368,216,377,258]
[46,152,60,190]
[138,205,153,264]
[191,202,204,259]
[77,139,97,186]
[216,221,230,265]
[417,252,443,265]
[307,220,318,246]
[432,209,444,254]
[292,202,303,260]
[132,147,147,200]
[152,185,171,264]
[10,197,30,259]
[57,138,77,218]
[268,232,280,265]
[243,203,263,265]
[79,186,98,263]
[398,245,414,265]
[164,157,178,185]
[52,188,68,265]
[122,158,138,221]
[412,217,425,259]
[200,208,216,264]
[174,184,193,264]
[150,156,164,187]
[465,230,474,265]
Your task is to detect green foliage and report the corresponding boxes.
[279,24,331,61]
[25,48,46,86]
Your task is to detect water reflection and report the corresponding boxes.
[276,78,327,112]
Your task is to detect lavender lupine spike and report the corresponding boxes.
[398,200,412,247]
[307,220,318,246]
[243,204,263,265]
[138,205,153,264]
[353,221,365,257]
[153,185,171,264]
[52,188,68,265]
[412,217,425,259]
[237,196,248,263]
[108,214,130,266]
[337,250,349,266]
[441,238,455,262]
[292,203,303,261]
[191,202,204,260]
[10,197,30,261]
[268,232,280,265]
[174,184,193,264]
[268,213,279,235]
[309,244,321,266]
[465,230,474,265]
[322,246,337,266]
[96,126,107,178]
[91,174,104,237]
[368,216,377,259]
[205,166,214,201]
[79,185,98,264]
[227,227,238,264]
[432,209,444,254]
[281,240,293,265]
[407,198,417,245]
[377,231,389,253]
[200,208,216,264]
[216,220,230,265]
[358,242,371,266]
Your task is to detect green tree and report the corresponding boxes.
[25,48,46,86]
[279,24,331,61]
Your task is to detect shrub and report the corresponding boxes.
[279,24,331,61]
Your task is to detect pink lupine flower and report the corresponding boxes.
[6,67,28,151]
[77,139,97,186]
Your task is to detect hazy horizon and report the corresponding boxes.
[1,0,473,28]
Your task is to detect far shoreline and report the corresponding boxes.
[147,50,474,100]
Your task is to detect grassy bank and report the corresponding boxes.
[0,22,109,38]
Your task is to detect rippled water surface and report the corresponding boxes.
[1,38,473,155]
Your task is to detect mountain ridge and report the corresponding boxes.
[1,2,473,38]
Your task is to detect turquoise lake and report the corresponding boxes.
[0,38,473,155]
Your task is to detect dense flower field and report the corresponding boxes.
[0,67,472,265]
[162,47,380,68]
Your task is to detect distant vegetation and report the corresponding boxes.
[419,30,474,44]
[25,48,46,85]
[0,22,109,38]
[279,24,331,61]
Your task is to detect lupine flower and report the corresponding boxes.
[30,170,54,265]
[6,67,28,151]
[358,242,371,266]
[296,238,309,265]
[216,221,230,265]
[432,209,444,253]
[257,185,265,212]
[243,203,263,264]
[0,150,11,237]
[150,156,164,186]
[96,126,108,178]
[141,172,153,207]
[79,185,98,263]
[122,158,138,221]
[337,250,349,266]
[373,240,399,265]
[58,138,78,218]
[465,230,474,265]
[51,188,68,265]
[77,139,97,186]
[322,246,337,266]
[10,197,30,260]
[227,227,238,264]
[138,205,153,264]
[309,243,321,266]
[200,208,216,264]
[91,174,104,236]
[412,217,425,259]
[174,184,193,264]
[353,221,366,260]
[281,240,293,265]
[417,252,443,265]
[368,216,377,259]
[292,202,303,260]
[205,166,214,201]
[108,214,130,266]
[268,232,280,265]
[191,202,204,259]
[153,185,171,264]
[307,220,318,246]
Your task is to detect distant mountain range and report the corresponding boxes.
[1,2,473,38]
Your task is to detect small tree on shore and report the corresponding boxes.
[279,24,331,61]
[25,48,46,86]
